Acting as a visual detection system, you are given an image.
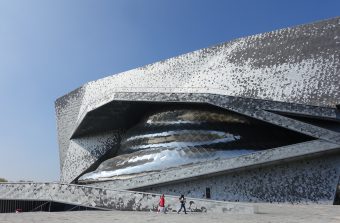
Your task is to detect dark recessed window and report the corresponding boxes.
[206,187,211,199]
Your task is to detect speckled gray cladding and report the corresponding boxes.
[142,155,340,204]
[57,17,340,183]
[55,87,121,183]
[55,87,85,173]
[76,17,340,117]
[0,183,255,213]
[61,131,120,183]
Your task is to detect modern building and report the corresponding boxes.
[1,17,340,213]
[55,16,340,204]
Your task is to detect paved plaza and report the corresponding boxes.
[0,203,339,223]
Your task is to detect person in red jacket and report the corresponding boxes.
[158,194,165,213]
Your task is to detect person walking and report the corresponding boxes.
[158,194,165,213]
[177,194,187,214]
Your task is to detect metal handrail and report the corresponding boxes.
[29,201,50,212]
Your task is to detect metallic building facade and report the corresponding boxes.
[54,17,340,204]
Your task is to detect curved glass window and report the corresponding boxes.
[79,108,311,183]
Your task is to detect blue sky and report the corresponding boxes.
[0,0,339,182]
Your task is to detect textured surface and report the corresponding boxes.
[143,155,340,204]
[54,17,340,204]
[55,87,85,174]
[76,16,340,116]
[0,183,255,214]
[61,131,120,182]
[56,17,340,183]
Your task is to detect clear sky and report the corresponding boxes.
[0,0,339,182]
